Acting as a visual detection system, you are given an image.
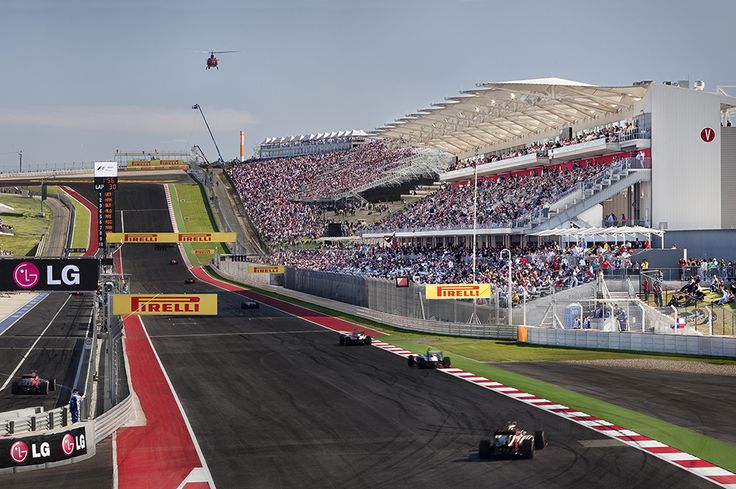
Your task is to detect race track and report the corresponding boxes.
[113,182,714,488]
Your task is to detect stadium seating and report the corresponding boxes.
[370,160,613,233]
[226,141,414,243]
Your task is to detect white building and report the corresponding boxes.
[369,78,736,247]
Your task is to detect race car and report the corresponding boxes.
[478,421,547,460]
[407,349,451,368]
[184,278,196,284]
[170,259,179,265]
[241,300,259,309]
[339,330,372,346]
[11,371,56,395]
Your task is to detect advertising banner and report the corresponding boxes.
[247,265,285,274]
[106,232,236,243]
[0,426,89,468]
[425,283,492,300]
[0,258,99,292]
[128,159,184,167]
[112,294,218,315]
[194,249,215,255]
[93,161,118,177]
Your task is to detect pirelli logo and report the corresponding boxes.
[112,294,218,315]
[248,265,285,274]
[194,249,214,255]
[106,232,236,243]
[425,284,492,300]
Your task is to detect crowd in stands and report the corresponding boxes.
[272,240,655,302]
[449,120,639,171]
[371,161,611,232]
[226,142,413,243]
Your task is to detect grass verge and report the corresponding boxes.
[169,183,229,265]
[0,193,52,256]
[201,265,736,471]
[60,187,90,256]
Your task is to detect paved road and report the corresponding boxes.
[116,183,713,488]
[0,292,94,412]
[500,361,736,445]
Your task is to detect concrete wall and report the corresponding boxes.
[284,267,506,324]
[521,326,736,358]
[722,126,736,228]
[652,229,736,260]
[648,84,723,230]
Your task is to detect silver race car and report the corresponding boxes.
[339,330,372,346]
[407,349,451,368]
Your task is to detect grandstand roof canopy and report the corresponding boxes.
[529,226,664,247]
[373,78,648,156]
[262,129,368,145]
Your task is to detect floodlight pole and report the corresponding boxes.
[500,248,512,325]
[192,104,224,163]
[472,159,478,283]
[19,150,22,173]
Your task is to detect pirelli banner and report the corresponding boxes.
[425,283,492,300]
[128,159,185,167]
[113,294,218,315]
[248,265,285,274]
[106,232,236,243]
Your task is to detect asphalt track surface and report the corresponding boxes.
[113,182,713,488]
[0,292,94,412]
[0,180,717,488]
[501,362,736,445]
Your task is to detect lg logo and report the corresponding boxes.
[12,262,81,289]
[13,263,39,289]
[10,441,29,464]
[701,127,716,143]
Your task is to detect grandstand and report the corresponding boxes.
[366,77,736,255]
[256,130,370,159]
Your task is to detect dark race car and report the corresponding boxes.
[241,300,259,309]
[407,349,451,368]
[184,278,196,284]
[170,259,179,265]
[11,371,56,395]
[339,330,372,346]
[478,422,547,460]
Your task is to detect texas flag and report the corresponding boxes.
[676,318,686,329]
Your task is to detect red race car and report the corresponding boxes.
[11,371,56,395]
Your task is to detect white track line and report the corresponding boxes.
[0,294,72,391]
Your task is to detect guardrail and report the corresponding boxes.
[2,405,73,436]
[93,394,134,441]
[0,168,90,180]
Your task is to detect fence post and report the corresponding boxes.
[49,411,55,430]
[707,307,713,336]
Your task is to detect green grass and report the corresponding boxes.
[60,187,90,256]
[169,183,229,265]
[0,193,52,256]
[200,265,736,470]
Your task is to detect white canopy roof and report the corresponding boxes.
[529,226,664,238]
[373,78,648,157]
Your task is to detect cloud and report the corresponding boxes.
[0,105,258,133]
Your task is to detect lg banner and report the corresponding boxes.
[0,426,88,468]
[112,294,218,315]
[0,258,99,292]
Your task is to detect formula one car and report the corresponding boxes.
[184,278,196,284]
[11,371,56,395]
[407,349,451,368]
[241,300,259,309]
[339,330,372,346]
[170,259,179,265]
[478,422,547,460]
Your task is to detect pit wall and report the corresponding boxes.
[518,325,736,358]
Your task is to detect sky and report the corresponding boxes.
[1,0,735,169]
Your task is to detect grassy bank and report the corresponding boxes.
[0,193,52,256]
[169,183,229,265]
[59,187,90,256]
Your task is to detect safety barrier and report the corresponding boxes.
[1,405,73,436]
[93,393,134,441]
[519,325,736,358]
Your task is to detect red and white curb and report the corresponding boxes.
[163,184,179,233]
[371,339,736,488]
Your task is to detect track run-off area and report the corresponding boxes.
[1,179,733,489]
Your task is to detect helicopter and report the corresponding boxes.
[203,50,238,70]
